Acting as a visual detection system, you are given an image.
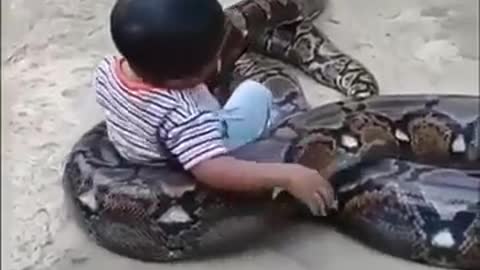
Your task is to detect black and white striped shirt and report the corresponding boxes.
[93,56,228,169]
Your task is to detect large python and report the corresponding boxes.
[62,0,480,269]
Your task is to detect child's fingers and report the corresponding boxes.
[306,194,326,217]
[320,182,335,207]
[313,192,328,216]
[307,201,321,216]
[315,187,332,208]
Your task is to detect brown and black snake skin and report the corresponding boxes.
[62,0,480,269]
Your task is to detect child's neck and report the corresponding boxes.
[115,58,157,91]
[120,59,143,82]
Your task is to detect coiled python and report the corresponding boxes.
[62,0,480,269]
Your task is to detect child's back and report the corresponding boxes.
[94,0,336,216]
[95,56,225,167]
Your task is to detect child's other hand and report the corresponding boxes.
[283,164,336,216]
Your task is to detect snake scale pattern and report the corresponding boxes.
[62,0,480,269]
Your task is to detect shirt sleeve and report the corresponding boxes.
[92,56,119,110]
[157,92,228,170]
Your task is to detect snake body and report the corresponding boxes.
[62,0,480,268]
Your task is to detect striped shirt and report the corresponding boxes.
[93,55,228,169]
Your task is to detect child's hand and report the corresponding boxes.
[191,156,335,216]
[283,164,336,216]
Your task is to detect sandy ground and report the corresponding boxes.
[2,0,478,269]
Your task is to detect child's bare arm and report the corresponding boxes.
[159,105,335,215]
[190,156,335,216]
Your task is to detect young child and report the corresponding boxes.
[93,0,335,216]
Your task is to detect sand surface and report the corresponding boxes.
[2,0,478,269]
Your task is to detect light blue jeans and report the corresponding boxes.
[215,80,273,150]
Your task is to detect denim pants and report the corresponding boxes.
[215,80,273,151]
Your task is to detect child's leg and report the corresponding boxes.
[217,80,273,150]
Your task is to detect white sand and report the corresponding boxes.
[2,0,478,269]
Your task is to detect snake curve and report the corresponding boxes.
[62,0,480,269]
